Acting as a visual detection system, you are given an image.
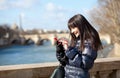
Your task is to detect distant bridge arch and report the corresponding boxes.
[18,33,111,46]
[20,33,69,45]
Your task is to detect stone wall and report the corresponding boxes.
[0,57,120,78]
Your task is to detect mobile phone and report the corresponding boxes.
[54,37,61,45]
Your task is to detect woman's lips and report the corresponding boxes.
[74,32,78,35]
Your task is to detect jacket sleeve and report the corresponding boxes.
[56,43,67,66]
[65,47,82,67]
[56,52,67,66]
[81,42,97,70]
[65,47,78,60]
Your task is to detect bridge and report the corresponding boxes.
[19,33,69,45]
[19,33,111,45]
[8,33,111,46]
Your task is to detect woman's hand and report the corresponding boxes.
[54,37,68,51]
[59,39,68,51]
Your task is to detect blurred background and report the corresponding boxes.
[0,0,120,66]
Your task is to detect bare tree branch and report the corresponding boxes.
[89,0,120,44]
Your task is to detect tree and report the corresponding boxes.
[89,0,120,44]
[0,26,6,38]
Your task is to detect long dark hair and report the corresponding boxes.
[68,14,103,51]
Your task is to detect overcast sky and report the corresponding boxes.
[0,0,98,30]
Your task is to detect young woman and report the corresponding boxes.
[56,14,103,78]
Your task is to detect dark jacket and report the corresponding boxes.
[56,42,68,66]
[56,40,97,78]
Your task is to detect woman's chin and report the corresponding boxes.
[75,35,79,38]
[75,34,80,39]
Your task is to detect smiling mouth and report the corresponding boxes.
[74,32,78,35]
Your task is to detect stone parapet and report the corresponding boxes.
[0,57,120,78]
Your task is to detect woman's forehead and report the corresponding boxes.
[69,25,76,29]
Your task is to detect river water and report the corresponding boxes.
[0,40,113,66]
[0,41,57,66]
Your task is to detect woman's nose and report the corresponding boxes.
[71,29,75,34]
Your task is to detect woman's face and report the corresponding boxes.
[70,27,80,38]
